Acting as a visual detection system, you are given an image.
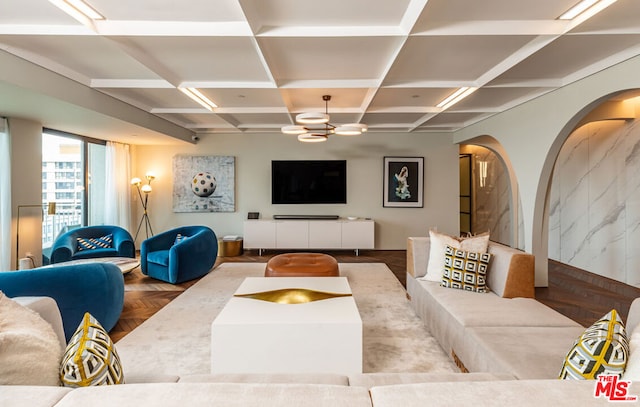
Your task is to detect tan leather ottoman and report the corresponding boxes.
[265,253,339,277]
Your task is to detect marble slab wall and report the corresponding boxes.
[548,119,640,286]
[471,148,515,247]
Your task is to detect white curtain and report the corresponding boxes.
[0,118,11,270]
[104,141,131,229]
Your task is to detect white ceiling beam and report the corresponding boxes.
[208,107,289,114]
[412,20,567,36]
[473,35,561,86]
[366,106,442,113]
[409,113,439,131]
[278,79,380,89]
[399,0,431,33]
[484,79,563,88]
[255,25,404,37]
[382,81,477,88]
[104,37,183,87]
[180,81,276,89]
[91,79,174,88]
[0,45,91,87]
[289,107,362,114]
[94,21,253,37]
[0,24,95,35]
[151,108,211,114]
[238,124,285,129]
[561,44,640,86]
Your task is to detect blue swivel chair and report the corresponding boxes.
[141,225,217,284]
[50,225,135,264]
[0,262,125,342]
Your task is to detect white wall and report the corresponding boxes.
[131,131,459,250]
[10,117,43,268]
[454,54,640,286]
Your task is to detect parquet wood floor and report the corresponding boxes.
[110,250,640,342]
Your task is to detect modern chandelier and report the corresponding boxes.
[281,95,368,143]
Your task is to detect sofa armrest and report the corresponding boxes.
[627,298,640,334]
[112,228,135,258]
[407,237,431,279]
[14,296,66,350]
[487,243,535,298]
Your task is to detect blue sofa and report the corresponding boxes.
[141,225,217,284]
[50,225,135,264]
[0,262,125,342]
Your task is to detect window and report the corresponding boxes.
[42,130,106,250]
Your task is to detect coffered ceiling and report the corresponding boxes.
[1,0,639,143]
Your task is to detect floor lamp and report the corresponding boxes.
[16,202,56,269]
[131,173,155,241]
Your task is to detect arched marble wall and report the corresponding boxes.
[548,96,640,286]
[454,56,640,286]
[460,138,525,250]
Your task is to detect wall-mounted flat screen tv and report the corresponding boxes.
[272,160,347,204]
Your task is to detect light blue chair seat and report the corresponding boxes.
[141,226,217,284]
[147,250,170,267]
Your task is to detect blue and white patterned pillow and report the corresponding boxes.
[77,234,113,251]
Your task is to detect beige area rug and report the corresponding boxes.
[116,263,457,377]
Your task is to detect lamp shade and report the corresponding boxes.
[141,184,152,193]
[131,177,142,186]
[346,123,368,132]
[298,134,328,143]
[296,112,330,124]
[282,125,308,135]
[334,125,362,136]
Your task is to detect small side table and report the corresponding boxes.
[218,238,243,257]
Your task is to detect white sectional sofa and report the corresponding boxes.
[3,242,640,406]
[406,236,586,379]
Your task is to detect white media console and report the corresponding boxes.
[243,218,374,255]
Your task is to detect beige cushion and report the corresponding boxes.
[0,386,72,407]
[347,372,515,388]
[178,373,349,385]
[53,383,373,407]
[463,326,586,379]
[0,292,63,386]
[623,324,640,380]
[369,380,640,407]
[423,230,489,282]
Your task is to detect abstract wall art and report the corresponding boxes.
[173,155,235,212]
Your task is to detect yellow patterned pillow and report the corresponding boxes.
[559,309,628,380]
[60,313,124,387]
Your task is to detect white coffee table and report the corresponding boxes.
[211,277,362,374]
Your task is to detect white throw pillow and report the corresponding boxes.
[421,230,490,282]
[623,324,640,380]
[0,291,63,386]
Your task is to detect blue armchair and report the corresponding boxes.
[50,225,135,264]
[141,225,217,284]
[0,262,124,342]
